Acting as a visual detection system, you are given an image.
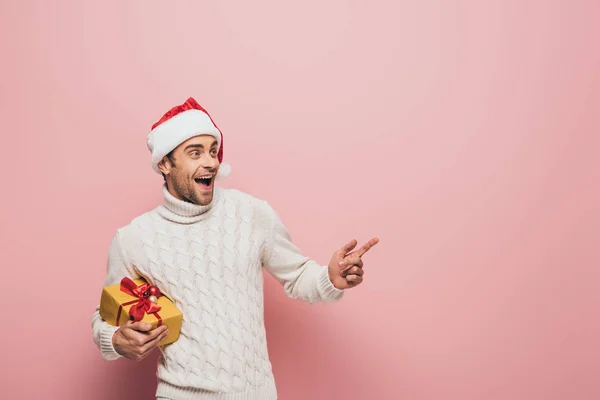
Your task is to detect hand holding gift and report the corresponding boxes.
[112,320,169,361]
[99,277,183,360]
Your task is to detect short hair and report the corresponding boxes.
[161,150,176,182]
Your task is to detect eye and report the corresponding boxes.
[210,149,218,156]
[190,151,200,157]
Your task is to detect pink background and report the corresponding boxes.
[1,1,599,399]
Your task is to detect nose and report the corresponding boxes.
[200,153,218,170]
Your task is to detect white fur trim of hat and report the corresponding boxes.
[146,97,231,180]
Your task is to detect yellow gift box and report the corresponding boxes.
[99,277,183,346]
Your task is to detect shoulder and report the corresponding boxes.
[219,187,276,221]
[220,187,270,209]
[220,187,264,203]
[112,209,160,246]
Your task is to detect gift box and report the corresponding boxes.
[99,277,183,346]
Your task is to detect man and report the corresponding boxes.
[91,97,379,400]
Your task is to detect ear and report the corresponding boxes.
[157,156,173,176]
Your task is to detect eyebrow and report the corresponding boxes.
[184,140,218,150]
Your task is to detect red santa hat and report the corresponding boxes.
[146,97,231,180]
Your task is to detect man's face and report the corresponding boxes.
[159,135,220,206]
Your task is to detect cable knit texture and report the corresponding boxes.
[91,184,344,399]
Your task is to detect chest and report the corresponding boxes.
[128,218,267,300]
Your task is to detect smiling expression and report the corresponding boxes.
[158,135,220,206]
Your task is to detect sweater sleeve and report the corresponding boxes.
[261,201,344,304]
[91,229,141,360]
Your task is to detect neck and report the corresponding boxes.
[157,183,221,224]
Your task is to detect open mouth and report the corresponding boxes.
[194,176,213,188]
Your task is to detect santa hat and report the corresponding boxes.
[146,97,231,180]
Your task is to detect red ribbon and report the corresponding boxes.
[116,277,163,326]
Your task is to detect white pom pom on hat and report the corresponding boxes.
[147,97,231,180]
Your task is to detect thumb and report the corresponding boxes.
[338,239,357,256]
[130,320,152,332]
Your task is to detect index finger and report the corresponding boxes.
[356,237,380,257]
[123,320,164,335]
[123,323,167,344]
[144,324,168,342]
[129,320,153,332]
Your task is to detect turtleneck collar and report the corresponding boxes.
[157,183,222,224]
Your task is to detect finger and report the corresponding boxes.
[130,321,153,332]
[145,324,169,341]
[131,320,166,334]
[356,237,380,257]
[140,328,170,353]
[120,321,151,341]
[125,329,154,348]
[120,323,146,341]
[339,255,363,271]
[337,239,358,256]
[138,330,170,360]
[342,266,364,277]
[132,324,168,347]
[344,254,363,266]
[125,324,166,345]
[345,275,363,285]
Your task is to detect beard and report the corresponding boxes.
[170,170,213,206]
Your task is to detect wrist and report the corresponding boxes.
[319,266,345,300]
[100,324,122,361]
[327,269,339,289]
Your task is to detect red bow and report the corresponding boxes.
[119,277,162,322]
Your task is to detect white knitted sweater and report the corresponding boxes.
[91,184,344,400]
